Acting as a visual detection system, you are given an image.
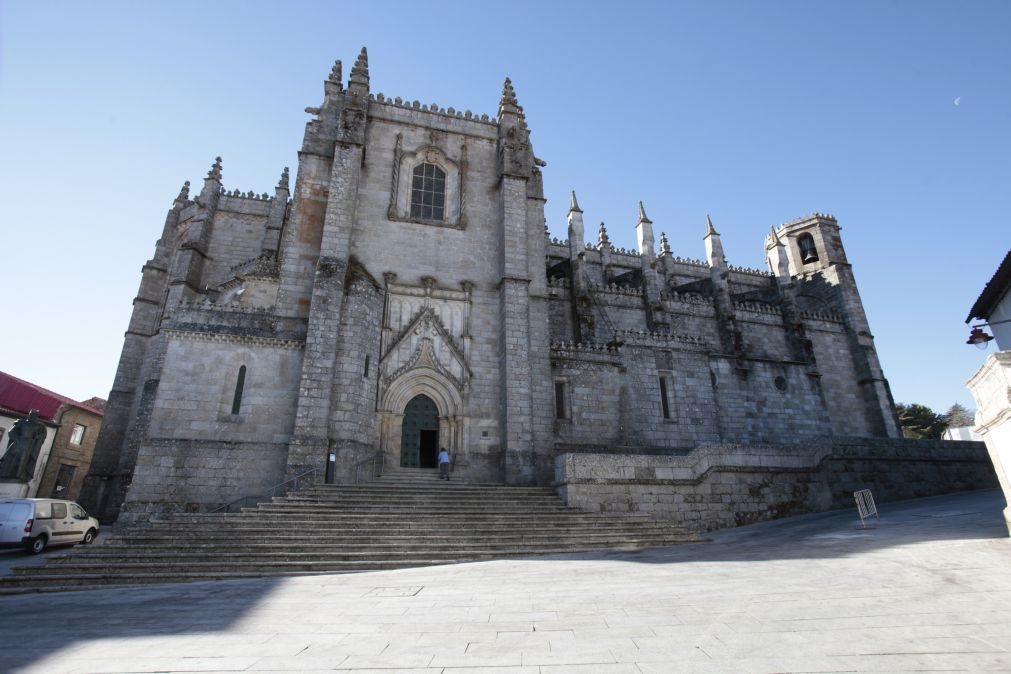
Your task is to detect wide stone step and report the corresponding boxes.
[303,486,558,496]
[0,564,450,593]
[242,509,586,518]
[56,531,695,552]
[127,515,679,527]
[13,543,679,574]
[85,536,693,553]
[2,480,705,593]
[269,495,560,504]
[129,522,678,536]
[39,540,694,564]
[126,515,679,527]
[110,525,683,541]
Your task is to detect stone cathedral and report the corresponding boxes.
[80,49,909,523]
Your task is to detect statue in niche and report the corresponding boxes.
[0,410,47,483]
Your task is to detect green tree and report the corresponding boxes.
[895,403,946,439]
[943,403,975,429]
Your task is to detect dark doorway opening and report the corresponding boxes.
[419,430,438,468]
[401,394,439,468]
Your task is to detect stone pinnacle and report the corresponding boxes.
[706,214,719,237]
[350,47,369,84]
[638,201,652,224]
[569,191,582,213]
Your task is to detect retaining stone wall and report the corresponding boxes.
[120,439,288,523]
[555,437,998,532]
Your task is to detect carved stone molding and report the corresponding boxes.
[386,135,467,229]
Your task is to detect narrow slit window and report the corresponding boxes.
[554,381,567,420]
[410,163,446,221]
[363,354,370,378]
[659,376,671,419]
[231,365,246,415]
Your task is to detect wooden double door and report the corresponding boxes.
[400,394,439,468]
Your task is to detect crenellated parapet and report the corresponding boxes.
[799,309,846,323]
[733,300,783,316]
[666,255,709,268]
[546,276,571,290]
[176,298,277,316]
[610,247,641,257]
[727,264,774,278]
[550,341,625,374]
[612,329,710,352]
[589,281,644,298]
[661,290,715,306]
[369,92,497,126]
[780,212,837,227]
[551,340,623,353]
[226,253,280,279]
[219,187,274,201]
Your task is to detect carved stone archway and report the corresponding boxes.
[378,366,466,470]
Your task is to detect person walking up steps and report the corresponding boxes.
[438,447,451,480]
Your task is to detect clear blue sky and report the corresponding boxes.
[1,1,1008,416]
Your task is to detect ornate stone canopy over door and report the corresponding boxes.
[401,394,439,468]
[377,276,473,469]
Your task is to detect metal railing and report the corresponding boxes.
[210,467,318,514]
[354,449,385,485]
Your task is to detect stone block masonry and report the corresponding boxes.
[555,438,999,531]
[86,51,941,527]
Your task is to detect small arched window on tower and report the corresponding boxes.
[231,365,247,415]
[797,233,819,264]
[410,163,446,221]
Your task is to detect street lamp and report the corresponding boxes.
[967,326,994,349]
[966,319,1011,349]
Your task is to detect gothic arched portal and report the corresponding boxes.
[400,394,439,468]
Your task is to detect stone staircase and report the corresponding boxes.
[0,469,703,594]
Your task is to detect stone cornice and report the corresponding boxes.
[161,329,305,350]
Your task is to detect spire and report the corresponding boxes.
[498,77,521,117]
[206,156,222,182]
[277,166,290,191]
[569,191,582,213]
[765,226,785,250]
[659,231,671,255]
[175,180,190,203]
[704,213,727,269]
[328,59,342,85]
[594,222,610,249]
[197,157,223,209]
[705,214,718,237]
[637,201,652,224]
[349,47,369,85]
[766,227,791,280]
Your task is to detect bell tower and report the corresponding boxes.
[775,214,901,438]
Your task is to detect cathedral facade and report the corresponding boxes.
[80,50,901,522]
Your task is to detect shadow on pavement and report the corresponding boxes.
[0,576,285,673]
[0,489,1005,672]
[545,488,1009,565]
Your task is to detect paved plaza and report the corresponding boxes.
[1,489,1009,673]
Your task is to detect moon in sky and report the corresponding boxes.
[954,97,961,106]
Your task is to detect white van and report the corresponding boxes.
[0,499,100,554]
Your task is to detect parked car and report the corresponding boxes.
[0,498,100,554]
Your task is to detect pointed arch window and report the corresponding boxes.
[410,163,446,221]
[231,365,246,415]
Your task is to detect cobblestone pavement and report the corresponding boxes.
[1,489,1008,673]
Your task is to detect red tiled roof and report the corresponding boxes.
[0,371,106,421]
[80,397,107,413]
